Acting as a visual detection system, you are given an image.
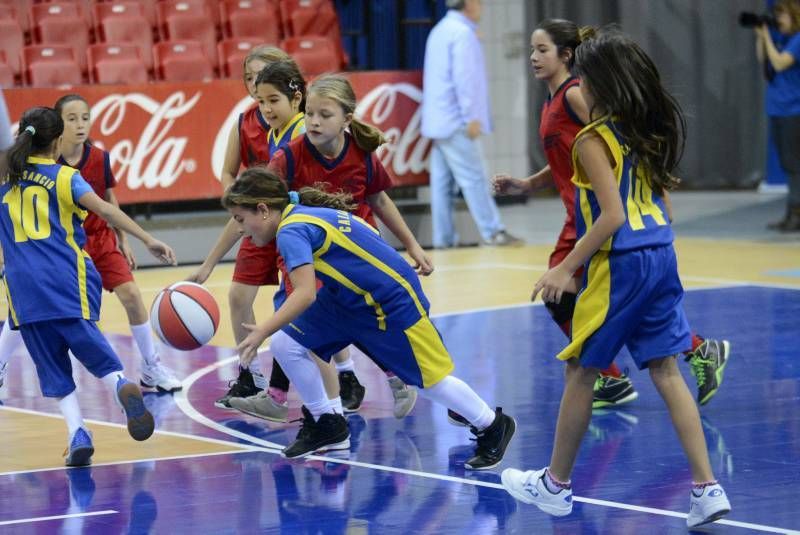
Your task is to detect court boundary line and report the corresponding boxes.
[0,510,119,526]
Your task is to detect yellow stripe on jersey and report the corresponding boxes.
[4,282,19,327]
[556,251,612,362]
[269,112,305,146]
[278,211,427,328]
[403,316,455,388]
[55,166,90,319]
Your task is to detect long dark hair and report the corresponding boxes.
[5,107,64,187]
[255,59,307,114]
[536,19,596,70]
[222,167,356,212]
[575,30,685,193]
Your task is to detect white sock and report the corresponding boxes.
[249,362,267,389]
[130,321,159,367]
[329,396,344,414]
[271,331,333,418]
[0,320,23,367]
[100,371,125,408]
[58,392,84,437]
[420,375,495,430]
[334,356,355,373]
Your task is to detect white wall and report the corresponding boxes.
[479,0,531,179]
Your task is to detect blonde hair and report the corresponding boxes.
[776,0,800,32]
[222,167,356,212]
[242,45,290,86]
[308,75,386,153]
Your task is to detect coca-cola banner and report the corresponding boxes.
[3,71,429,204]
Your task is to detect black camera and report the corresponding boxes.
[739,11,777,28]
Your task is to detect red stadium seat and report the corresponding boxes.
[30,3,89,72]
[0,3,29,34]
[0,51,15,87]
[221,0,280,43]
[94,0,157,30]
[23,44,83,86]
[280,35,341,76]
[217,37,261,79]
[0,16,24,78]
[31,1,91,31]
[94,2,154,71]
[280,0,344,65]
[87,43,148,84]
[154,40,214,82]
[157,0,219,69]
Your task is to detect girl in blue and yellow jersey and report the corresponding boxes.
[500,31,732,528]
[222,168,515,467]
[0,107,176,467]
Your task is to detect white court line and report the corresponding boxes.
[0,404,253,450]
[0,510,118,526]
[0,448,261,479]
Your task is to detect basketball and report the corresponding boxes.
[150,282,220,351]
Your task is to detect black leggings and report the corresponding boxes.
[771,114,800,208]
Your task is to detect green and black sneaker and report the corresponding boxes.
[686,339,731,406]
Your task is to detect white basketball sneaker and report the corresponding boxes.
[141,361,183,393]
[687,483,731,528]
[501,467,573,516]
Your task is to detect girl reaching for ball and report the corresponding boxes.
[0,106,177,466]
[0,94,184,394]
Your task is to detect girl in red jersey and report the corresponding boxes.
[493,19,730,407]
[0,95,182,393]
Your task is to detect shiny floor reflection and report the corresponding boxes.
[0,285,798,533]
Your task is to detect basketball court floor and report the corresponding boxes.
[0,193,799,534]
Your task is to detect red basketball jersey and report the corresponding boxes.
[58,142,116,236]
[238,104,271,168]
[539,77,584,236]
[268,134,393,226]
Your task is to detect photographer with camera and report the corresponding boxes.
[752,0,800,231]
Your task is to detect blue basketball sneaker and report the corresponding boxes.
[501,467,573,516]
[116,377,155,441]
[64,428,94,467]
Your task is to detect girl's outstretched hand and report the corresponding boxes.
[407,243,434,276]
[532,265,573,304]
[492,174,530,195]
[147,239,177,266]
[237,323,269,367]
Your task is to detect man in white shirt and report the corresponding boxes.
[421,0,521,248]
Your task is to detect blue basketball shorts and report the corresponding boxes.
[19,318,123,398]
[281,298,455,388]
[557,245,691,370]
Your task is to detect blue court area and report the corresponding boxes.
[0,285,798,533]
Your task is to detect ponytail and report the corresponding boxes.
[6,127,35,188]
[308,74,386,153]
[578,26,597,43]
[222,167,356,212]
[349,118,386,153]
[536,19,597,69]
[5,107,64,187]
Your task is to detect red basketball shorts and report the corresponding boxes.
[85,227,134,292]
[232,237,279,286]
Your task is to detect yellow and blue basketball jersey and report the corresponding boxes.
[268,112,305,159]
[559,121,691,368]
[0,157,101,327]
[275,204,454,387]
[276,204,430,330]
[571,119,673,252]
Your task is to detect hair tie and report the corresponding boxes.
[288,79,299,92]
[24,125,36,136]
[288,191,300,205]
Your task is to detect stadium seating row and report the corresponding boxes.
[0,0,345,87]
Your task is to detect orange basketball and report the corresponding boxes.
[150,282,220,350]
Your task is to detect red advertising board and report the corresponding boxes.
[3,71,430,204]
